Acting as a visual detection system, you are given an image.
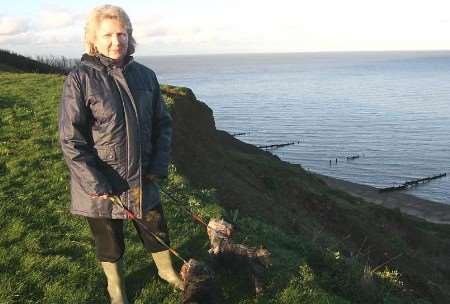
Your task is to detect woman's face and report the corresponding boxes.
[95,18,129,60]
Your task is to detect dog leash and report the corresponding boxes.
[159,187,209,226]
[109,195,188,264]
[159,186,231,238]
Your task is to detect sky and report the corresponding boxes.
[1,0,449,58]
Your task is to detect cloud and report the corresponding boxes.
[0,30,76,46]
[1,29,84,58]
[132,15,170,39]
[36,32,80,45]
[0,16,29,36]
[134,26,170,39]
[38,8,82,29]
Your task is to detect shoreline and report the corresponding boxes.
[314,173,450,225]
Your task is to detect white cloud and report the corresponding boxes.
[1,29,84,58]
[38,8,82,29]
[0,16,29,36]
[0,29,77,46]
[0,34,24,45]
[134,25,170,39]
[3,0,450,56]
[34,31,80,45]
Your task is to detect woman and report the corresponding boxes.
[59,5,183,303]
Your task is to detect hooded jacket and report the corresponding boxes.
[59,54,172,219]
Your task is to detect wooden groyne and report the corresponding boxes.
[256,141,301,149]
[404,173,446,186]
[231,132,248,136]
[378,173,446,193]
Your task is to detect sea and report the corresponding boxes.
[138,51,450,205]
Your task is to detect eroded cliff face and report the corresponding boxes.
[163,85,435,234]
[164,85,391,239]
[162,85,450,302]
[164,85,323,229]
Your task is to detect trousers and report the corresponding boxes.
[86,204,170,262]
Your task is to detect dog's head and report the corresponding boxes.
[207,218,233,240]
[180,259,214,283]
[181,259,221,304]
[207,218,233,254]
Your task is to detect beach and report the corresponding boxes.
[316,173,450,225]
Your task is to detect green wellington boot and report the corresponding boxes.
[151,250,184,290]
[100,260,129,304]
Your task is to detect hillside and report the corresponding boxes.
[0,72,449,303]
[0,49,72,74]
[166,85,450,303]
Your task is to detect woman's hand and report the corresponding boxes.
[90,194,110,200]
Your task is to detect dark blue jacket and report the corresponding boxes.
[59,54,172,219]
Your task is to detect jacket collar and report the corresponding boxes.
[81,53,134,71]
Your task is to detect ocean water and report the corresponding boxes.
[139,51,450,205]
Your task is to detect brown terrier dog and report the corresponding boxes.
[207,218,272,295]
[180,258,222,304]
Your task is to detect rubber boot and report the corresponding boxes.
[101,260,129,304]
[151,250,184,290]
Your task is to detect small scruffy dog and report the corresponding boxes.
[207,218,272,295]
[180,258,222,304]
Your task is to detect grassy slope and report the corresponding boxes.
[0,72,448,303]
[0,49,68,74]
[0,63,22,73]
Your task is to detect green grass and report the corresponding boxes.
[0,72,445,303]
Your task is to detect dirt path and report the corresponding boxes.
[316,173,450,225]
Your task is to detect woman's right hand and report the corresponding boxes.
[90,194,110,200]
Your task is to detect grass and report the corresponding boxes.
[0,72,447,303]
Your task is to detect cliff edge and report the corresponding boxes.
[162,85,450,303]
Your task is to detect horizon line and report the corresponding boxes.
[136,48,450,58]
[2,47,450,60]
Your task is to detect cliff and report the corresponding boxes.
[163,85,450,303]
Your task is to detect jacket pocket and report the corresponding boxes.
[96,147,117,164]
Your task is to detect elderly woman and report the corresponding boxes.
[59,4,182,303]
